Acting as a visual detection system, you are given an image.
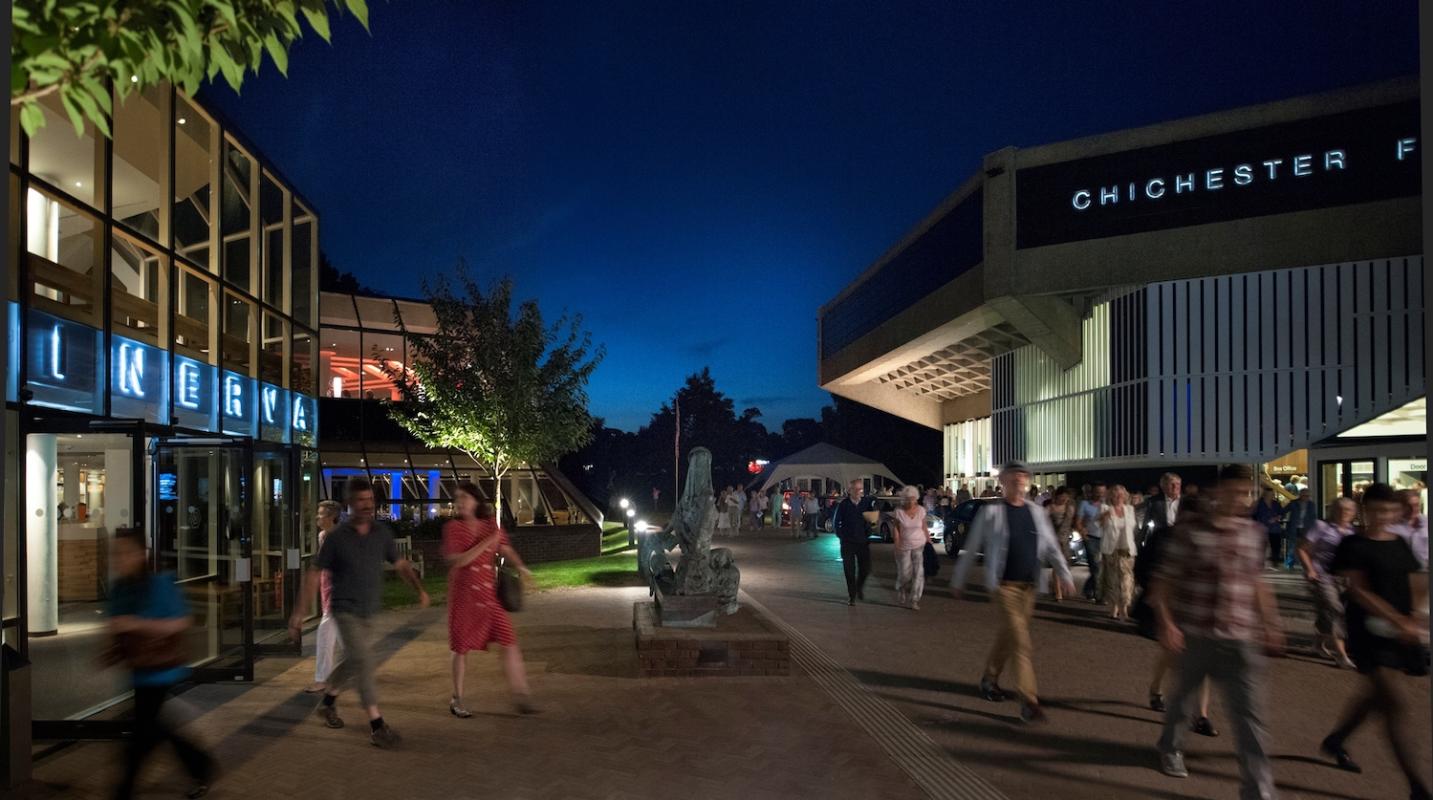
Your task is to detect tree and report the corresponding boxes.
[383,268,604,517]
[12,0,368,136]
[636,369,772,499]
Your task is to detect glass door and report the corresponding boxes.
[252,446,297,654]
[152,438,253,682]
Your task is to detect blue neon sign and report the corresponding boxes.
[110,334,169,422]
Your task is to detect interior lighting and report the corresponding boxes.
[178,117,187,125]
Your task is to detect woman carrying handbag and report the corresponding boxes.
[443,482,538,717]
[105,526,216,800]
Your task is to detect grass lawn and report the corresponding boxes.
[382,536,642,609]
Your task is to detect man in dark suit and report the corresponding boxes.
[833,478,877,605]
[1142,472,1184,548]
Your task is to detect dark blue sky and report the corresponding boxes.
[205,0,1418,432]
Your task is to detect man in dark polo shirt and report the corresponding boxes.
[290,477,429,749]
[833,478,877,605]
[951,461,1075,723]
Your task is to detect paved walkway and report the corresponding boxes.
[27,582,922,800]
[722,528,1432,800]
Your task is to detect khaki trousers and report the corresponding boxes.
[984,583,1039,702]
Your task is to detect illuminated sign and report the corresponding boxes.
[24,309,101,414]
[1016,99,1420,248]
[220,371,255,437]
[110,335,168,422]
[176,359,203,409]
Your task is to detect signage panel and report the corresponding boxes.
[220,370,256,437]
[259,382,291,444]
[1015,100,1420,249]
[290,393,317,447]
[110,334,169,422]
[172,355,218,432]
[24,308,103,414]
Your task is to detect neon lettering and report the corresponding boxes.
[224,375,244,417]
[1099,185,1118,206]
[1204,168,1224,190]
[1292,154,1313,176]
[1174,174,1194,193]
[1233,164,1254,185]
[1397,137,1417,161]
[1324,150,1346,170]
[117,342,145,398]
[1071,190,1091,211]
[1145,178,1165,199]
[1262,159,1283,179]
[48,325,65,380]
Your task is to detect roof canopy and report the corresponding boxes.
[758,443,904,492]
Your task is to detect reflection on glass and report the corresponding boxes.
[362,331,404,400]
[292,207,315,326]
[292,329,315,395]
[260,172,287,309]
[112,85,167,242]
[3,412,18,625]
[110,232,165,346]
[26,94,103,208]
[174,96,214,268]
[261,312,285,386]
[175,266,213,360]
[220,141,254,290]
[320,328,361,397]
[27,189,103,326]
[223,292,252,374]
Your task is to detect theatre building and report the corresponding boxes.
[818,79,1424,507]
[2,85,321,752]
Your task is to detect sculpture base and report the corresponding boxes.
[633,601,790,678]
[654,592,718,628]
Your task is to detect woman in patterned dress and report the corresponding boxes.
[443,482,536,717]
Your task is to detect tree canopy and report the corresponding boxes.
[12,0,368,136]
[383,269,603,514]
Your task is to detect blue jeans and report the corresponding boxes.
[1083,536,1102,599]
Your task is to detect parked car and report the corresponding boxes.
[873,496,946,545]
[940,498,998,557]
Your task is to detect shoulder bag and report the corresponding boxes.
[496,553,523,612]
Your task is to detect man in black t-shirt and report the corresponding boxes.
[951,462,1075,723]
[833,479,877,605]
[290,477,428,749]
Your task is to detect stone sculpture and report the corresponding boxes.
[647,447,741,617]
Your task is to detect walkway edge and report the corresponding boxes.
[739,591,1010,800]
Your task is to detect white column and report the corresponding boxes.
[103,449,133,533]
[25,435,58,634]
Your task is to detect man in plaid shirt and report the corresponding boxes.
[1149,464,1286,799]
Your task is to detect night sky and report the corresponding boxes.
[203,0,1418,432]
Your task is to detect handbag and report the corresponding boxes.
[922,541,940,578]
[496,554,523,612]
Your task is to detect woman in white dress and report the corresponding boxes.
[892,486,930,609]
[1100,485,1139,620]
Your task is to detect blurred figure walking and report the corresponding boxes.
[833,479,876,605]
[107,527,216,800]
[1045,488,1077,602]
[1078,483,1108,602]
[1150,464,1284,799]
[1319,483,1430,800]
[951,461,1075,723]
[1297,498,1358,669]
[1100,485,1139,621]
[307,500,344,693]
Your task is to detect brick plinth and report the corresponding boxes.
[633,601,791,677]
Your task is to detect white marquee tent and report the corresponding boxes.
[756,442,904,492]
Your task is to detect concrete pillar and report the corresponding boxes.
[103,449,133,534]
[25,435,58,634]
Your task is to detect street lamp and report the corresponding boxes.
[626,506,638,546]
[619,497,630,510]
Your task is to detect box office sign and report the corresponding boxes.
[1015,99,1420,249]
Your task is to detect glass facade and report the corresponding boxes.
[6,83,321,734]
[317,291,599,529]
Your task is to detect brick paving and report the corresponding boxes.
[25,582,922,800]
[723,530,1433,800]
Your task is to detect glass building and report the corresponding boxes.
[317,291,603,540]
[3,86,320,742]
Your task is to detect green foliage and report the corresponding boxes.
[12,0,369,137]
[383,266,605,512]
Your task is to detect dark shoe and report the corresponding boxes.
[1320,736,1361,773]
[513,694,539,715]
[1160,750,1189,778]
[1412,786,1430,800]
[848,596,856,606]
[1019,702,1047,724]
[370,723,401,749]
[979,677,1010,702]
[1191,716,1219,737]
[315,701,344,729]
[856,589,865,601]
[1149,692,1166,713]
[450,697,472,718]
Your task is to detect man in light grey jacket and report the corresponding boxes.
[951,460,1075,723]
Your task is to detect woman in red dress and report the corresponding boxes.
[443,482,536,717]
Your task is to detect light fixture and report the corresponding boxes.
[74,181,83,188]
[626,508,635,518]
[178,117,187,125]
[619,498,630,510]
[130,75,139,83]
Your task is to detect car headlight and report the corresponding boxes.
[928,519,945,534]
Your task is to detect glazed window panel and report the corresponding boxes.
[292,328,316,396]
[110,231,167,347]
[260,172,287,310]
[360,331,404,400]
[292,205,315,327]
[112,84,168,244]
[26,93,104,209]
[220,141,255,291]
[222,291,254,374]
[173,96,215,268]
[260,312,286,386]
[320,327,361,397]
[26,189,103,327]
[174,265,215,361]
